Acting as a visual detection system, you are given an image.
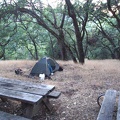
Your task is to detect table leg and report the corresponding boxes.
[1,98,8,102]
[21,98,53,118]
[21,100,43,118]
[42,97,53,111]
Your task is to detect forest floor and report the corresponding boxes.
[0,59,120,120]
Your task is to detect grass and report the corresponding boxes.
[0,59,120,120]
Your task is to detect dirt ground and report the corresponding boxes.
[0,59,120,120]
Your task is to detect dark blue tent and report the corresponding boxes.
[30,57,60,77]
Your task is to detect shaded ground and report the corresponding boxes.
[0,59,120,120]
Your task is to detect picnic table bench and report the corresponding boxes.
[0,77,61,119]
[97,89,120,120]
[0,111,30,120]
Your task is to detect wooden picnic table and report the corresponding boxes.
[0,77,56,119]
[97,89,120,120]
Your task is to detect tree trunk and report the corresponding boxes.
[49,34,55,59]
[64,43,78,63]
[58,29,68,60]
[65,0,85,64]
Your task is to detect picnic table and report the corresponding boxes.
[0,77,61,119]
[97,89,120,120]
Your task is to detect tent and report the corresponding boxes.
[30,57,60,77]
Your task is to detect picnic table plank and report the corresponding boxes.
[48,91,61,98]
[0,77,55,90]
[0,111,31,120]
[0,87,42,104]
[97,89,117,120]
[117,94,120,120]
[0,82,49,96]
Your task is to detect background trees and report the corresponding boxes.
[0,0,120,63]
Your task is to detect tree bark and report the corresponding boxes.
[65,0,85,64]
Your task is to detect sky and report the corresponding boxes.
[41,0,62,8]
[0,0,107,7]
[41,0,107,8]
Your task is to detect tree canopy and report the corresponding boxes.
[0,0,120,64]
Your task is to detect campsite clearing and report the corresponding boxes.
[0,59,120,120]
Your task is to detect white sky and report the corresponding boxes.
[41,0,107,8]
[0,0,107,7]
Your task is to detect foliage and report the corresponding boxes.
[0,0,120,61]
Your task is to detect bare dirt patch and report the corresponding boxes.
[0,59,120,120]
